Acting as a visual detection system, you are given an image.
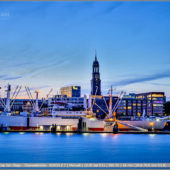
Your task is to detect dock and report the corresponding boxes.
[1,130,170,134]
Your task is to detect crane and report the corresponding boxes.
[0,84,21,115]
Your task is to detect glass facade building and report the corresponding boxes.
[60,86,81,97]
[91,92,166,118]
[117,92,165,117]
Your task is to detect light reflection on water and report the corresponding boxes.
[0,132,169,163]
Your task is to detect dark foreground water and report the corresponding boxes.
[0,132,169,163]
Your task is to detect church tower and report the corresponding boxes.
[91,52,101,96]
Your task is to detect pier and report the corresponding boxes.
[1,129,170,134]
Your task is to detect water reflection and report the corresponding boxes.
[3,132,9,134]
[56,132,61,136]
[149,134,155,138]
[66,133,73,136]
[83,133,88,136]
[19,132,24,135]
[111,134,120,139]
[0,133,169,163]
[100,133,108,138]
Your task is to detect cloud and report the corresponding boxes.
[19,85,50,97]
[111,70,170,86]
[3,75,22,80]
[29,85,50,91]
[0,74,22,80]
[103,2,124,14]
[18,57,70,78]
[150,82,170,87]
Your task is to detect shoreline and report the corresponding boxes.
[1,130,170,134]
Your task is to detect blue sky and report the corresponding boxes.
[0,1,170,99]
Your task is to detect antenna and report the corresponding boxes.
[95,49,97,59]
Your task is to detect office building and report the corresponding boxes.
[90,92,165,118]
[60,86,81,97]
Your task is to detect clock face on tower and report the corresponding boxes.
[95,74,98,79]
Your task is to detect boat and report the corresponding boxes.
[89,86,167,132]
[0,84,167,132]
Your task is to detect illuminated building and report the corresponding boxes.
[60,86,81,97]
[117,92,165,117]
[136,92,165,116]
[91,92,165,119]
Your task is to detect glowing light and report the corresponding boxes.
[40,126,43,130]
[66,133,73,136]
[35,90,39,93]
[57,126,60,131]
[4,132,9,134]
[72,86,78,90]
[149,122,154,126]
[19,132,24,135]
[66,126,71,131]
[83,133,89,136]
[101,133,108,138]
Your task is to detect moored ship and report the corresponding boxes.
[0,85,167,132]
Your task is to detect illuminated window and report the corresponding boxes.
[152,94,164,97]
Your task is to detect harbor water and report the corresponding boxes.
[0,133,169,163]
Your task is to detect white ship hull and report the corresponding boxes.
[0,116,167,131]
[117,120,167,131]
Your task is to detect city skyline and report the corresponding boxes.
[0,2,170,99]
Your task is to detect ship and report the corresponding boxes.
[0,85,167,132]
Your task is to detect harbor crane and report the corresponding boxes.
[25,86,53,115]
[0,84,21,115]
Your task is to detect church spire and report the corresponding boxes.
[91,51,101,96]
[95,49,97,61]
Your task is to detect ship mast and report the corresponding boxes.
[34,90,40,113]
[4,84,11,113]
[108,86,113,118]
